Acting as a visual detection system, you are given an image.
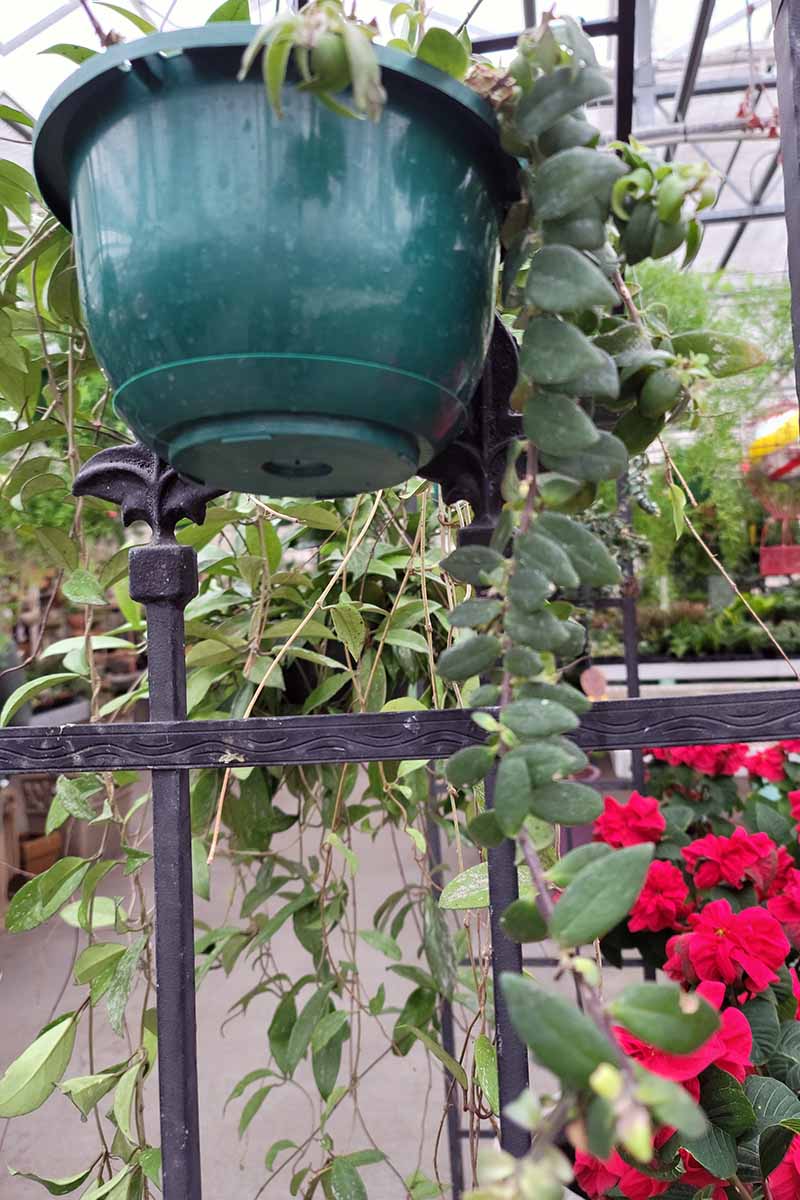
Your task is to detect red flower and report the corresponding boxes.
[616,1168,669,1200]
[682,826,780,897]
[744,745,786,782]
[695,982,753,1081]
[679,1151,728,1199]
[614,1022,718,1083]
[768,1135,800,1200]
[593,792,666,849]
[789,789,800,826]
[781,740,800,755]
[664,899,789,995]
[645,744,748,776]
[628,860,690,934]
[765,847,797,900]
[768,869,800,949]
[574,1150,622,1197]
[791,967,800,1019]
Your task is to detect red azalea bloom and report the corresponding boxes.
[679,1151,728,1199]
[789,789,800,826]
[593,792,666,849]
[791,967,800,1019]
[682,826,779,895]
[574,1150,622,1197]
[645,744,748,776]
[616,1168,669,1200]
[744,745,786,782]
[628,860,691,933]
[768,869,800,949]
[664,899,789,995]
[695,981,753,1081]
[766,846,797,900]
[614,1023,719,1082]
[781,740,800,755]
[768,1135,800,1200]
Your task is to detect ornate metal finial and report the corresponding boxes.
[421,318,521,546]
[73,442,225,541]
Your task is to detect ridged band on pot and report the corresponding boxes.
[34,25,518,497]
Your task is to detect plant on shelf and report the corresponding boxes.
[0,5,774,1200]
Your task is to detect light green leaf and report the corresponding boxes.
[207,0,249,18]
[106,936,145,1037]
[74,943,126,986]
[6,856,91,932]
[0,1013,77,1116]
[40,44,95,64]
[331,604,366,660]
[327,1158,368,1200]
[8,1158,100,1195]
[191,837,210,901]
[473,1034,499,1114]
[95,3,156,32]
[0,673,82,727]
[416,28,469,79]
[439,864,535,911]
[286,986,334,1074]
[384,628,429,653]
[358,928,402,961]
[138,1149,161,1188]
[669,482,686,540]
[301,671,351,714]
[324,830,358,875]
[311,1011,349,1053]
[112,1061,141,1144]
[400,1025,467,1090]
[59,1068,124,1119]
[62,569,107,606]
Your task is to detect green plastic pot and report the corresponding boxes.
[34,25,517,497]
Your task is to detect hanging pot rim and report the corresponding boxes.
[33,21,519,231]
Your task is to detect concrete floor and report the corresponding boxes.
[0,821,476,1199]
[0,801,640,1200]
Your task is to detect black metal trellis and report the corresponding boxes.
[5,5,800,1199]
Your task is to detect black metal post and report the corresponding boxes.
[485,772,532,1157]
[129,543,202,1200]
[425,779,466,1199]
[616,0,637,141]
[773,0,800,401]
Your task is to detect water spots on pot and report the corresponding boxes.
[133,293,149,320]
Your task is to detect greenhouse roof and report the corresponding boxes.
[0,1,788,273]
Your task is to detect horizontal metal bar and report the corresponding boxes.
[473,18,618,53]
[699,203,785,223]
[1,686,799,774]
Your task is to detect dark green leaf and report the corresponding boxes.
[500,899,547,943]
[445,746,495,788]
[742,996,780,1065]
[439,545,504,586]
[549,843,653,946]
[546,842,613,887]
[468,810,505,849]
[525,245,617,312]
[515,66,610,139]
[502,698,578,739]
[523,392,600,455]
[608,983,719,1053]
[437,635,502,681]
[520,316,604,385]
[534,147,628,221]
[528,781,602,825]
[448,598,503,629]
[698,1065,756,1137]
[493,752,532,837]
[501,973,618,1086]
[537,511,622,587]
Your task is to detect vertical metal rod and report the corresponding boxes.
[616,0,637,140]
[616,479,645,793]
[772,0,800,398]
[130,543,202,1200]
[426,778,465,1199]
[485,769,532,1157]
